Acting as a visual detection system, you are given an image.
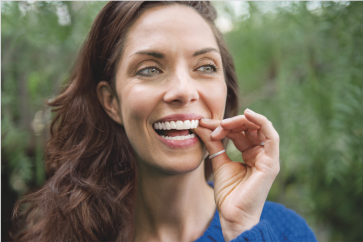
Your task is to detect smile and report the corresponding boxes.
[153,119,200,148]
[153,120,199,140]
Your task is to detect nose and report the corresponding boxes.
[163,68,199,106]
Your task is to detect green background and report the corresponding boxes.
[2,2,362,241]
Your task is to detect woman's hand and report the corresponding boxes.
[193,109,280,242]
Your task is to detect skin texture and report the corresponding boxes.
[97,4,280,242]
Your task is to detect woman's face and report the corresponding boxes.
[114,4,227,174]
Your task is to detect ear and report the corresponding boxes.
[96,81,123,125]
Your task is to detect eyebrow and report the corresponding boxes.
[192,47,219,57]
[133,47,219,59]
[134,51,164,59]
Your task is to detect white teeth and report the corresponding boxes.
[176,121,184,130]
[160,133,196,140]
[183,120,191,129]
[190,120,195,129]
[153,119,201,130]
[193,120,198,129]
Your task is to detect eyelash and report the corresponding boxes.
[136,65,161,77]
[200,63,218,73]
[136,63,218,77]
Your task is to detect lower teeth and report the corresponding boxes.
[162,133,196,140]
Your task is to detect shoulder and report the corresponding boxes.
[261,201,316,241]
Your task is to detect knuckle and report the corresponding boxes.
[271,131,279,142]
[261,116,269,124]
[276,133,280,142]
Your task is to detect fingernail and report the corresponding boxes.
[201,119,210,122]
[211,126,220,136]
[245,108,255,113]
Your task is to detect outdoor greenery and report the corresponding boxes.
[1,2,362,241]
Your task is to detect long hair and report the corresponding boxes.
[12,2,239,241]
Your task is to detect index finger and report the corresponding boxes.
[220,115,261,131]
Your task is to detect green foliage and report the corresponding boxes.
[1,1,106,192]
[2,2,362,241]
[222,2,363,241]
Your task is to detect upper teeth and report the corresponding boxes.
[153,120,199,130]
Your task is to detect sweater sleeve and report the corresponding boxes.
[230,202,318,242]
[230,220,279,242]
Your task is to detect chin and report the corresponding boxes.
[139,147,206,175]
[164,155,205,175]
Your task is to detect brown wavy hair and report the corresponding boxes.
[12,1,239,241]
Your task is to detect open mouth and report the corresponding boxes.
[153,120,199,140]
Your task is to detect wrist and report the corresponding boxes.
[220,217,259,242]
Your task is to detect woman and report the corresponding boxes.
[13,2,317,242]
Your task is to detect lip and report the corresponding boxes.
[155,132,199,149]
[153,113,205,124]
[152,113,204,149]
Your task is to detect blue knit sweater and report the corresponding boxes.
[196,183,317,242]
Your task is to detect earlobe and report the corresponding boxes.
[96,81,123,125]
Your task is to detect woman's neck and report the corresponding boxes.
[133,161,216,242]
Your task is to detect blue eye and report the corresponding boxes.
[137,66,161,77]
[197,64,217,73]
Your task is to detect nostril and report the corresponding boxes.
[163,81,199,105]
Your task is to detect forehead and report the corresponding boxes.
[123,4,219,57]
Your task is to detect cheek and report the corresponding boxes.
[199,80,227,120]
[120,83,159,126]
[118,83,161,156]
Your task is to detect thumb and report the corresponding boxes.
[193,126,231,171]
